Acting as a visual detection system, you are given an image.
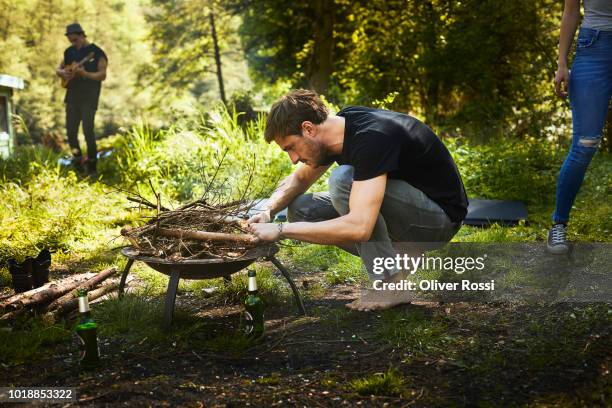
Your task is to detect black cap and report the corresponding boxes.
[65,23,86,36]
[247,270,256,277]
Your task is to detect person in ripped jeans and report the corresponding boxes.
[548,0,612,254]
[247,90,468,311]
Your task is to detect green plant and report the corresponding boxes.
[0,318,72,364]
[348,367,405,396]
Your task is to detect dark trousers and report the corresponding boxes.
[65,102,97,161]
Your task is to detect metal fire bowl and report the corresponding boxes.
[120,244,278,280]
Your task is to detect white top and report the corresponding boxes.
[583,0,612,31]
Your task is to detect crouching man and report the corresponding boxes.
[248,90,468,311]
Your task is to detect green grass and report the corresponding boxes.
[0,318,72,364]
[377,308,454,356]
[256,372,282,385]
[94,292,170,342]
[94,292,258,355]
[279,243,367,285]
[184,264,289,305]
[348,367,406,396]
[0,104,610,374]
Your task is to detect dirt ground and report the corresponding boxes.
[2,262,610,407]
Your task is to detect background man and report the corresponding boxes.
[56,23,107,175]
[248,89,468,311]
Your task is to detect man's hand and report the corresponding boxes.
[74,66,86,77]
[247,210,271,225]
[57,68,70,80]
[249,222,280,242]
[554,65,570,98]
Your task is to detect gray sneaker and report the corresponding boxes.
[547,223,569,254]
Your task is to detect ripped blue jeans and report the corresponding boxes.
[553,27,612,224]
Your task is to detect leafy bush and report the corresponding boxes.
[447,136,563,205]
[100,104,292,203]
[0,165,130,265]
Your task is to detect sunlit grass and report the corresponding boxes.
[348,367,406,396]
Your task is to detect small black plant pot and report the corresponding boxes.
[7,257,35,293]
[33,249,51,288]
[11,274,33,293]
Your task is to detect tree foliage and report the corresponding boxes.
[240,0,565,139]
[0,0,152,141]
[141,0,246,105]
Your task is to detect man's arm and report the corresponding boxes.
[248,163,330,223]
[250,174,386,245]
[77,57,107,81]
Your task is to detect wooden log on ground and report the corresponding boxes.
[156,227,259,245]
[44,267,118,312]
[1,267,116,312]
[0,306,29,322]
[0,272,96,313]
[49,281,119,317]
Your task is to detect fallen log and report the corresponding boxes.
[44,267,118,312]
[1,267,116,312]
[156,227,259,245]
[0,272,96,313]
[0,306,29,322]
[49,281,119,317]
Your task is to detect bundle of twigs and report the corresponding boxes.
[117,152,276,261]
[120,195,262,261]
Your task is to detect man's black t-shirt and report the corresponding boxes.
[336,106,469,223]
[63,43,107,107]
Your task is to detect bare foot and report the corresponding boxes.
[345,294,410,312]
[345,273,412,312]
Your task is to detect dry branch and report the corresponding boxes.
[156,227,259,245]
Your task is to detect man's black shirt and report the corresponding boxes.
[336,106,469,223]
[63,43,107,107]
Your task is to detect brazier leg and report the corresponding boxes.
[163,270,181,331]
[269,255,306,316]
[118,258,134,298]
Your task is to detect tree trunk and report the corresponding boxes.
[307,0,334,94]
[209,11,226,105]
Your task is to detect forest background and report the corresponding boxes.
[2,0,611,150]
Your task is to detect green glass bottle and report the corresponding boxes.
[243,270,265,339]
[75,288,100,369]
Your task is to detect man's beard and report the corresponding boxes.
[304,138,336,167]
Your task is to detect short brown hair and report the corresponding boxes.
[264,89,329,143]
